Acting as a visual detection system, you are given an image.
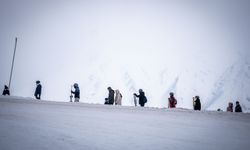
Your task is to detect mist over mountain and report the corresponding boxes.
[0,0,249,111]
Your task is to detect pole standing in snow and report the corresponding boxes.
[133,94,137,106]
[8,37,18,91]
[70,85,73,102]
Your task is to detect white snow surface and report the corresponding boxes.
[0,96,250,150]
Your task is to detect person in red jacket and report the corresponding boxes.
[168,92,177,108]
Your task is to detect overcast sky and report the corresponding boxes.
[0,0,250,107]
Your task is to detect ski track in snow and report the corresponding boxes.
[0,96,250,150]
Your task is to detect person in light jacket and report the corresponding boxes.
[115,90,122,105]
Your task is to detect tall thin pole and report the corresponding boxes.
[8,37,18,90]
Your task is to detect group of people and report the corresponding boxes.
[1,82,244,112]
[104,87,123,105]
[226,101,242,112]
[1,81,43,99]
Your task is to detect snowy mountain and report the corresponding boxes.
[1,0,250,112]
[75,57,250,112]
[0,96,250,150]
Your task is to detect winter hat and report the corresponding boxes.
[74,83,78,88]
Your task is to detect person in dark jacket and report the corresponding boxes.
[106,87,115,105]
[168,92,177,108]
[34,80,42,99]
[71,83,80,102]
[193,96,201,111]
[134,89,147,107]
[2,85,10,95]
[235,101,242,112]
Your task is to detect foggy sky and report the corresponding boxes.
[0,0,250,107]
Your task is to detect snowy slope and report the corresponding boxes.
[1,0,250,112]
[0,96,250,150]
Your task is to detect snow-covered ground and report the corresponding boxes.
[0,96,250,150]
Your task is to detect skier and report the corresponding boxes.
[134,89,147,107]
[2,85,10,95]
[226,102,233,112]
[71,83,80,102]
[168,92,177,108]
[106,87,115,105]
[34,80,42,99]
[235,101,242,112]
[114,89,122,105]
[193,96,201,111]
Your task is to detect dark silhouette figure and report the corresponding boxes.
[134,89,147,107]
[193,96,201,111]
[227,102,233,112]
[168,92,177,108]
[235,101,242,112]
[2,85,10,95]
[106,87,115,105]
[71,83,80,102]
[34,81,42,99]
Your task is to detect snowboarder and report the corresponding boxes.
[34,80,42,99]
[226,102,233,112]
[134,89,147,107]
[106,87,115,105]
[71,83,80,102]
[168,92,177,108]
[193,96,201,111]
[2,85,10,95]
[114,90,122,105]
[235,101,242,112]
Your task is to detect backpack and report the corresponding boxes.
[144,96,147,103]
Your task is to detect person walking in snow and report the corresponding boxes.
[115,89,122,105]
[2,85,10,96]
[134,89,147,107]
[193,96,201,111]
[106,87,115,105]
[71,83,80,102]
[34,80,42,99]
[235,101,242,112]
[227,102,233,112]
[168,92,177,108]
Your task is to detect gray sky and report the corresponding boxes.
[0,0,250,108]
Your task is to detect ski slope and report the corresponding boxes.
[0,96,250,150]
